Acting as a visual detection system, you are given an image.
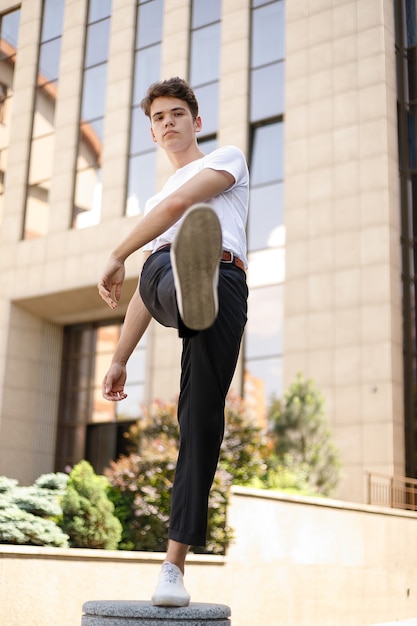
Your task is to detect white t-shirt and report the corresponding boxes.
[143,145,249,267]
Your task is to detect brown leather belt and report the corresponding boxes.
[220,250,246,272]
[155,244,246,273]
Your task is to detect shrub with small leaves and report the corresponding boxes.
[0,506,69,547]
[0,472,69,547]
[60,460,122,550]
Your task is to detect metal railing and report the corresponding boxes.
[366,471,417,511]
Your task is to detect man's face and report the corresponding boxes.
[149,96,202,151]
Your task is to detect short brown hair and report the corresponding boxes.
[140,77,199,120]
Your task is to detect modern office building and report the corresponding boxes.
[0,0,414,505]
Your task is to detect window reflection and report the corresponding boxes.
[136,0,163,47]
[0,9,20,232]
[132,45,162,106]
[126,151,157,217]
[1,10,20,48]
[56,321,147,472]
[24,0,62,239]
[85,19,111,67]
[251,0,285,66]
[38,38,62,85]
[244,357,283,414]
[73,4,111,229]
[190,24,221,86]
[245,0,285,411]
[189,0,221,141]
[193,83,219,136]
[245,284,283,358]
[126,0,163,216]
[248,182,284,250]
[251,122,284,184]
[247,248,285,287]
[81,65,107,130]
[89,0,112,22]
[250,62,285,121]
[191,0,221,28]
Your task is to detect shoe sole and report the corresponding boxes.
[171,204,222,331]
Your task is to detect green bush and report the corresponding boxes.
[0,472,69,547]
[60,460,122,550]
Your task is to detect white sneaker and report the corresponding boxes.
[151,562,191,607]
[171,204,222,331]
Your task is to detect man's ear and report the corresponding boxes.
[194,115,202,133]
[150,126,158,143]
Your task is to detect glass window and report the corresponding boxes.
[189,0,222,142]
[193,82,219,136]
[247,248,285,287]
[244,283,284,415]
[246,284,284,358]
[251,1,285,67]
[250,62,285,121]
[126,151,157,216]
[132,45,162,106]
[38,38,62,85]
[130,106,154,154]
[81,65,108,124]
[73,166,101,228]
[1,10,20,48]
[56,321,147,473]
[0,8,20,226]
[125,0,164,216]
[24,1,63,239]
[89,0,112,22]
[41,0,65,41]
[189,23,221,86]
[245,356,283,407]
[245,1,286,411]
[73,4,111,229]
[192,0,221,28]
[136,0,164,47]
[85,19,111,67]
[199,137,218,155]
[251,122,284,185]
[248,182,284,250]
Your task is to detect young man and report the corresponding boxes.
[98,77,249,606]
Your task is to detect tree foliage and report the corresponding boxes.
[268,373,341,496]
[60,460,122,549]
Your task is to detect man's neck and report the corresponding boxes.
[167,144,204,170]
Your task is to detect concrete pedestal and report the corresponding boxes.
[82,601,231,626]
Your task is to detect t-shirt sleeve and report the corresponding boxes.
[201,145,248,188]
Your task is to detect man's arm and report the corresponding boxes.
[98,167,234,309]
[102,255,152,401]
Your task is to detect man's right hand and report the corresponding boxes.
[102,362,128,401]
[98,255,125,309]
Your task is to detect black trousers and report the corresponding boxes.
[139,248,248,546]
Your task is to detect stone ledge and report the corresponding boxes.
[368,620,417,626]
[82,601,231,625]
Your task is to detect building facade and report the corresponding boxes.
[0,0,414,504]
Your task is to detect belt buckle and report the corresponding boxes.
[223,250,234,264]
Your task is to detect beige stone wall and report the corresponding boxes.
[284,0,403,502]
[2,487,417,626]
